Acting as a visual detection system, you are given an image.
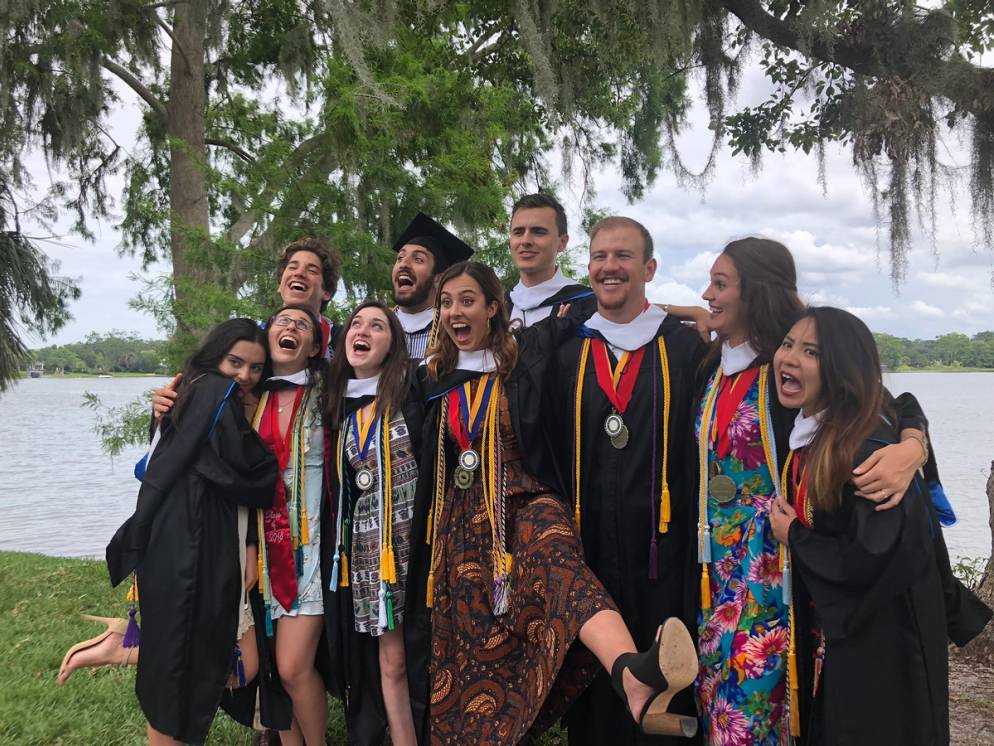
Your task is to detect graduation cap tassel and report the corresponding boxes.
[378,582,388,629]
[123,574,141,648]
[426,570,435,608]
[329,554,340,591]
[233,645,246,688]
[264,608,274,638]
[339,551,350,588]
[700,565,712,611]
[648,538,659,581]
[385,587,396,631]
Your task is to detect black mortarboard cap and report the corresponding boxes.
[391,212,474,273]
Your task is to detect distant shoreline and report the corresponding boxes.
[890,366,994,373]
[17,372,169,379]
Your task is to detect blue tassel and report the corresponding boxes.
[233,646,246,687]
[329,555,340,591]
[648,539,658,581]
[122,602,141,648]
[294,546,304,576]
[264,608,274,638]
[782,561,793,605]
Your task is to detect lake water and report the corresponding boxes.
[0,372,991,560]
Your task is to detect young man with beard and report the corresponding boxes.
[506,193,596,328]
[152,237,341,417]
[390,213,474,359]
[545,216,704,745]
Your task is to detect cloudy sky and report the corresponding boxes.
[23,59,994,347]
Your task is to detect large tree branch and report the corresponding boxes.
[205,137,255,163]
[718,0,994,114]
[100,58,167,120]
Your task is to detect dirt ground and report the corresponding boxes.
[950,651,994,745]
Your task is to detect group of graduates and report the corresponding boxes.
[56,193,992,746]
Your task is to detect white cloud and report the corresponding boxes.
[911,300,945,318]
[915,271,984,291]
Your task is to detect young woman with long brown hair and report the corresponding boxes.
[323,300,423,746]
[768,307,948,745]
[405,261,700,745]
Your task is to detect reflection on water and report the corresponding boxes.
[0,373,991,561]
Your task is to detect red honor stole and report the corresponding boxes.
[258,386,306,611]
[446,374,495,452]
[590,339,646,415]
[790,450,813,528]
[709,367,760,459]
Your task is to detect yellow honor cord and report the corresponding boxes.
[779,448,801,738]
[295,387,310,547]
[335,427,348,588]
[656,337,672,533]
[252,393,271,602]
[426,393,448,607]
[697,368,722,612]
[379,406,398,585]
[573,339,591,530]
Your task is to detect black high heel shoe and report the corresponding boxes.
[610,617,699,737]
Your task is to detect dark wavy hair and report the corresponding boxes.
[426,261,518,381]
[798,307,893,512]
[276,237,341,311]
[325,300,411,427]
[703,237,805,371]
[172,318,269,423]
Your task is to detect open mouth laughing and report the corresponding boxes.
[450,320,473,345]
[394,270,416,290]
[277,334,299,351]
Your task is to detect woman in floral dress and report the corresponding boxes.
[689,238,927,744]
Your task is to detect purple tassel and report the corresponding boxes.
[122,602,141,648]
[648,539,659,580]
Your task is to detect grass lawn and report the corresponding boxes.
[0,551,339,745]
[0,551,568,745]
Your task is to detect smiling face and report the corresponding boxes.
[345,306,393,378]
[268,309,320,374]
[217,340,267,395]
[587,224,656,322]
[510,206,568,286]
[701,252,746,344]
[773,316,823,415]
[278,250,332,314]
[439,273,498,352]
[392,244,438,310]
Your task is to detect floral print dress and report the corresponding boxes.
[695,366,789,745]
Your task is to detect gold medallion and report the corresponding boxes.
[709,474,737,504]
[454,466,475,489]
[610,423,629,450]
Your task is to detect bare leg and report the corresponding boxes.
[578,609,653,721]
[275,615,326,746]
[378,626,417,746]
[146,723,183,745]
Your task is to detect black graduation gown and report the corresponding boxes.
[546,316,705,746]
[788,425,948,746]
[106,372,278,745]
[322,373,426,746]
[404,332,573,744]
[506,283,598,328]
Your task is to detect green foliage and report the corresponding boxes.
[952,555,987,591]
[0,191,81,390]
[31,332,168,374]
[875,331,994,369]
[81,389,155,457]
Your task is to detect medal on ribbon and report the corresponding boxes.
[352,402,379,492]
[591,339,646,449]
[447,374,496,489]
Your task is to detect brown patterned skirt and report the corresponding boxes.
[429,442,617,744]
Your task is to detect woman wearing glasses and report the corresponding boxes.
[246,303,332,746]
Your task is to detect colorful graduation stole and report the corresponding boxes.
[254,383,313,622]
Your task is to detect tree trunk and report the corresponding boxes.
[167,0,209,338]
[961,460,994,662]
